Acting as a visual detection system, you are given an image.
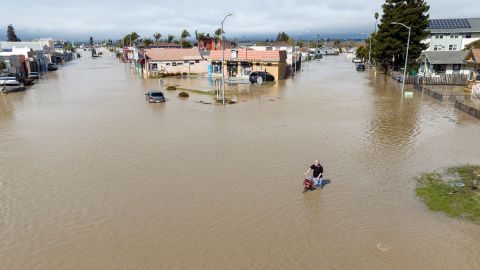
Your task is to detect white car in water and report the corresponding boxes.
[352,57,363,63]
[0,77,25,93]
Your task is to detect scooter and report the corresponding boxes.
[303,177,316,193]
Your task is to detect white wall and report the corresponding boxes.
[147,60,209,75]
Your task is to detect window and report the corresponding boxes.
[448,44,457,50]
[434,45,444,51]
[166,62,171,66]
[453,64,461,71]
[184,60,188,63]
[195,60,200,63]
[435,34,443,39]
[267,63,272,66]
[450,34,458,38]
[177,62,183,65]
[172,62,176,66]
[466,33,472,38]
[433,64,446,73]
[190,62,195,65]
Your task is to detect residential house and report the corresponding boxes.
[424,18,480,51]
[464,48,480,81]
[144,48,208,76]
[209,48,287,80]
[417,51,469,76]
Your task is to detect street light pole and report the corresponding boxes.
[391,22,411,94]
[221,13,233,105]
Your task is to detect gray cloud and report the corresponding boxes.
[1,0,479,41]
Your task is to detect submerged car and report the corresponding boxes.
[249,72,275,83]
[356,64,366,71]
[47,63,58,71]
[352,57,363,63]
[28,72,39,80]
[145,91,166,103]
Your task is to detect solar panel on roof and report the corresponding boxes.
[428,19,471,29]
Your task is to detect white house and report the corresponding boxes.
[423,18,480,51]
[417,51,470,76]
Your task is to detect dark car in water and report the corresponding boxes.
[145,91,166,103]
[48,63,58,71]
[249,71,275,83]
[356,64,365,71]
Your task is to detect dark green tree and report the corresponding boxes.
[123,32,139,46]
[214,28,223,49]
[464,40,480,51]
[7,24,21,42]
[89,36,94,47]
[275,32,290,43]
[373,0,430,72]
[356,45,369,59]
[167,34,175,43]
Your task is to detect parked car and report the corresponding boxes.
[352,57,363,63]
[145,91,166,103]
[47,63,58,71]
[356,64,366,71]
[28,72,39,80]
[249,72,275,83]
[0,76,25,93]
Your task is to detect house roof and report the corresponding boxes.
[465,49,480,64]
[145,48,203,61]
[209,49,287,62]
[417,51,468,64]
[427,18,480,33]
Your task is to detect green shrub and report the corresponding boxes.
[178,91,189,98]
[166,85,177,90]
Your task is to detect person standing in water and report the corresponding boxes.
[304,160,324,187]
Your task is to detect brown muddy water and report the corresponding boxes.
[1,49,480,270]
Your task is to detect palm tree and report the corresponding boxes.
[167,34,175,43]
[180,30,190,48]
[214,28,223,49]
[153,32,162,45]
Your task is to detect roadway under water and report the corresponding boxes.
[1,50,479,269]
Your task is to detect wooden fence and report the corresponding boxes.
[391,71,468,86]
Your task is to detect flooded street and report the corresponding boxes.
[1,50,480,269]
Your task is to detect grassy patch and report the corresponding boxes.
[176,87,215,96]
[416,165,480,223]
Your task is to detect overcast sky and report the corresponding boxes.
[1,0,479,41]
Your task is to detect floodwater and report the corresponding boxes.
[1,49,480,270]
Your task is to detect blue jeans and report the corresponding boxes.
[311,177,323,187]
[310,176,323,187]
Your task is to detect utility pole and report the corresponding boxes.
[221,13,233,105]
[391,22,411,94]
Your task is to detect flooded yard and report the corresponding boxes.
[1,50,480,270]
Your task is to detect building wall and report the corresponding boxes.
[210,60,287,80]
[146,59,209,75]
[426,32,480,51]
[461,33,480,50]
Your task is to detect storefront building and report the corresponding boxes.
[209,49,287,80]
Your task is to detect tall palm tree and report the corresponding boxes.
[153,32,162,44]
[180,30,190,48]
